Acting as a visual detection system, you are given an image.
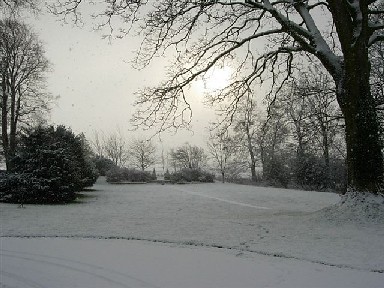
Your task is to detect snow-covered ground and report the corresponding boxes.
[1,177,384,287]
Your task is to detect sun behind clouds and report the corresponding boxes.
[193,66,233,94]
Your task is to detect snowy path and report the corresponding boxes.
[172,186,271,210]
[1,237,383,288]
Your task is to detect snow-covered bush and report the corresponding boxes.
[169,168,214,183]
[0,125,98,204]
[105,167,154,183]
[0,172,77,204]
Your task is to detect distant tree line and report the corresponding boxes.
[91,131,214,183]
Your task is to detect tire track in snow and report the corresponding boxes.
[2,236,383,274]
[0,251,160,288]
[173,186,271,210]
[0,270,45,288]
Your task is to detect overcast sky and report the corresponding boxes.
[22,11,216,149]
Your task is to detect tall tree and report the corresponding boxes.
[233,95,260,182]
[1,19,51,170]
[207,129,236,183]
[129,138,156,171]
[103,131,128,167]
[51,0,384,194]
[258,104,290,184]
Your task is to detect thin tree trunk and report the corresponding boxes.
[245,123,257,182]
[1,67,10,170]
[321,125,331,189]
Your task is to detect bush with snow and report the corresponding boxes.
[312,190,384,224]
[0,125,98,204]
[105,167,155,183]
[169,168,214,183]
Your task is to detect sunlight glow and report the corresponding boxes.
[193,66,233,94]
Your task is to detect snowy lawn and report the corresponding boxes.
[1,177,384,287]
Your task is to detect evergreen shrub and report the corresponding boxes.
[0,125,98,204]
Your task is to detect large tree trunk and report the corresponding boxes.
[324,1,384,194]
[336,50,383,193]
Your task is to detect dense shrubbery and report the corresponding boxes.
[263,156,290,188]
[294,154,328,190]
[105,167,155,183]
[164,169,171,180]
[0,126,98,204]
[93,156,117,176]
[260,153,346,191]
[169,168,214,183]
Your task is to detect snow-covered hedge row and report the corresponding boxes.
[169,168,214,183]
[105,167,155,183]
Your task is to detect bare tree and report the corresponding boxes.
[258,105,290,183]
[103,131,128,167]
[129,138,156,171]
[1,19,51,170]
[170,143,206,170]
[231,95,261,182]
[51,1,384,193]
[272,70,344,188]
[207,129,236,183]
[298,69,345,185]
[90,130,105,158]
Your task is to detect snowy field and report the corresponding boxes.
[1,177,384,287]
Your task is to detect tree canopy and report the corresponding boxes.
[1,18,52,170]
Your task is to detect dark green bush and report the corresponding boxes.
[0,125,98,204]
[0,172,77,204]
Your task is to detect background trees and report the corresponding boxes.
[0,19,51,171]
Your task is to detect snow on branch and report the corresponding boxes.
[369,32,384,46]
